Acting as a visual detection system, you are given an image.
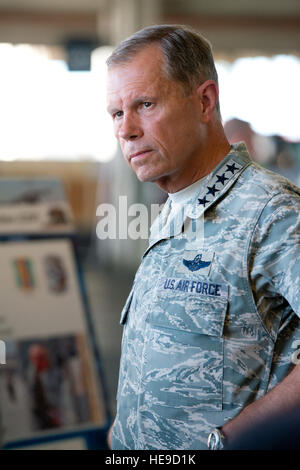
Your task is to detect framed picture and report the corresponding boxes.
[0,238,108,449]
[0,178,74,235]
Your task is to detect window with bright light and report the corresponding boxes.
[0,44,299,162]
[216,55,300,141]
[0,44,116,162]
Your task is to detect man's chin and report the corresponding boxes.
[135,170,160,183]
[135,170,172,191]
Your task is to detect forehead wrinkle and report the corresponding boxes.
[107,73,167,113]
[106,45,187,112]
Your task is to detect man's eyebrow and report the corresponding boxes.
[107,105,120,114]
[107,95,154,114]
[132,95,154,105]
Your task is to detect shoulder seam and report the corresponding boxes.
[239,163,300,199]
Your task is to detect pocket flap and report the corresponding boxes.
[150,277,228,336]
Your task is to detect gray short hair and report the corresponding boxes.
[106,24,220,113]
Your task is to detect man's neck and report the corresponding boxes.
[157,134,231,194]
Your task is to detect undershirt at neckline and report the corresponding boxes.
[168,177,206,206]
[164,177,206,226]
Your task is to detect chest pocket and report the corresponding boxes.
[152,276,227,334]
[145,275,228,412]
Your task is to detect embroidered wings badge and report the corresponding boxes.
[182,254,211,272]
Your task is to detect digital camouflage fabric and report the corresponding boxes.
[112,142,300,450]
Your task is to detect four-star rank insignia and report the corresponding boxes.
[197,158,242,210]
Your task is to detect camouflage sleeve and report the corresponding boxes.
[249,190,300,319]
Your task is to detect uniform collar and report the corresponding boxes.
[186,141,251,219]
[149,142,252,245]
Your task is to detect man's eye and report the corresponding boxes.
[143,102,152,108]
[114,111,123,119]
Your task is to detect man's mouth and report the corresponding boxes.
[129,149,153,162]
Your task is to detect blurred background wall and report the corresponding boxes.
[0,0,300,420]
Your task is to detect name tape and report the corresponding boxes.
[158,277,228,298]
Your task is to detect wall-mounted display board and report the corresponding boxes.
[0,178,74,235]
[0,179,109,450]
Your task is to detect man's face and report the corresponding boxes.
[106,44,206,191]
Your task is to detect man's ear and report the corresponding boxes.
[196,80,219,123]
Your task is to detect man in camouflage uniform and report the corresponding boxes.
[106,25,300,450]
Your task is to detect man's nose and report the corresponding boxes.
[118,113,142,141]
